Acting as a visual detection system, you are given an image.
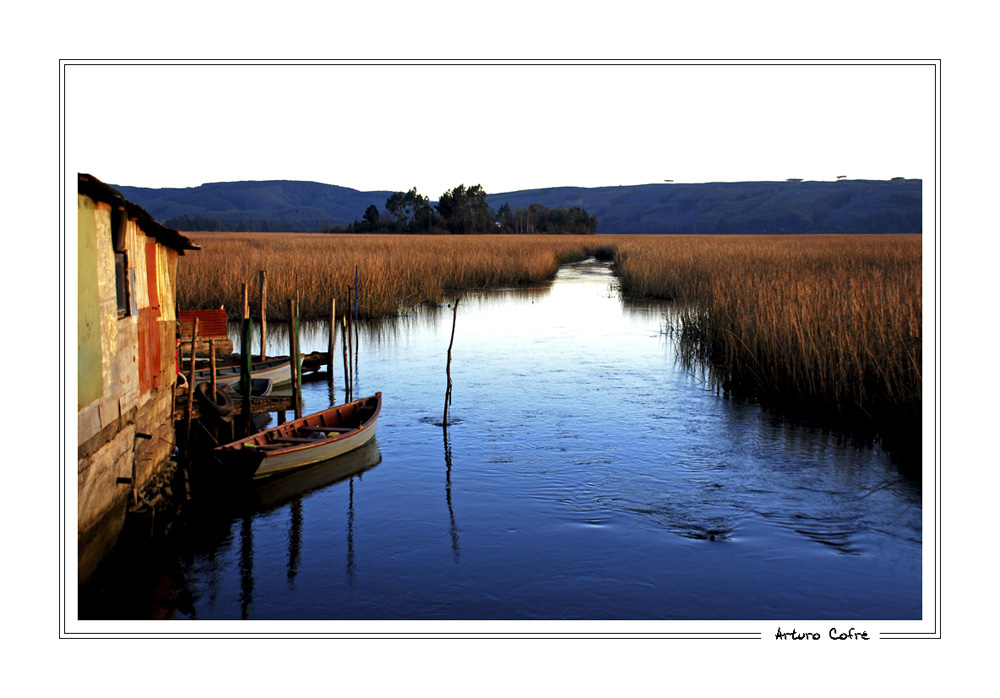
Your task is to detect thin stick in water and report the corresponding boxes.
[443,298,460,426]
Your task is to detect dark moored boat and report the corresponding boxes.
[192,356,293,387]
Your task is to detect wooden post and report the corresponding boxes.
[443,299,460,426]
[345,285,353,397]
[241,317,253,436]
[341,315,350,402]
[259,270,267,361]
[328,297,336,386]
[289,299,301,419]
[241,288,252,436]
[294,311,303,420]
[209,339,217,401]
[184,317,199,455]
[347,306,354,400]
[209,338,218,442]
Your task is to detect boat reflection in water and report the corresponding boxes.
[230,439,383,619]
[252,438,383,512]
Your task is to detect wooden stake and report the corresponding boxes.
[242,282,249,321]
[342,315,350,402]
[209,340,217,401]
[328,298,336,386]
[209,338,218,442]
[289,299,301,419]
[347,306,354,400]
[241,317,253,436]
[443,298,460,426]
[294,313,303,420]
[184,317,199,455]
[259,270,267,361]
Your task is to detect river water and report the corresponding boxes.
[81,259,921,621]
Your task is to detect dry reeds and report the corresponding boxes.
[178,231,922,437]
[177,233,612,321]
[614,234,922,432]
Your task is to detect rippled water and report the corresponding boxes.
[82,260,921,620]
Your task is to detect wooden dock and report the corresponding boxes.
[172,389,295,422]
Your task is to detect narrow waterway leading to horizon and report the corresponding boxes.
[81,259,921,621]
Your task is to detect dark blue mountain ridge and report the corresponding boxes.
[112,178,921,234]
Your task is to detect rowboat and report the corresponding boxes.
[214,393,382,479]
[191,356,294,386]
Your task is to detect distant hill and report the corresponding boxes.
[112,178,921,235]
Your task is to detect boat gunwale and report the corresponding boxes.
[216,393,382,458]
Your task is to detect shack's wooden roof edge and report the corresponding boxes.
[78,173,200,254]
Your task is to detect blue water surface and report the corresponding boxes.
[92,260,923,621]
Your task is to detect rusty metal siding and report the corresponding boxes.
[145,242,161,311]
[137,241,163,393]
[178,309,228,340]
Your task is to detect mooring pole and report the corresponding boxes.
[289,299,301,420]
[346,286,354,400]
[292,301,302,419]
[241,315,253,436]
[184,317,199,456]
[328,297,336,387]
[342,315,350,402]
[443,298,460,426]
[209,339,217,401]
[259,270,267,361]
[354,268,360,370]
[209,338,218,442]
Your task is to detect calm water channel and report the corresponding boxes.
[82,259,921,620]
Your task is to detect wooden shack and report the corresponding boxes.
[77,173,199,583]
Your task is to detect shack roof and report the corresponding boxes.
[78,173,200,254]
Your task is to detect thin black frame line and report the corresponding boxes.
[62,632,765,638]
[59,60,941,67]
[880,58,941,639]
[59,59,67,640]
[61,58,938,638]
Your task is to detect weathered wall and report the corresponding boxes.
[78,192,182,583]
[78,197,103,408]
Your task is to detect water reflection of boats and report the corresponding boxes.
[214,393,382,479]
[253,439,382,511]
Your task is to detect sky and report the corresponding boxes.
[64,61,936,197]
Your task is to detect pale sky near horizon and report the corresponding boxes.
[64,61,935,198]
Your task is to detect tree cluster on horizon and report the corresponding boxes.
[324,183,598,235]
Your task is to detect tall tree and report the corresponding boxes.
[436,183,493,234]
[385,187,431,232]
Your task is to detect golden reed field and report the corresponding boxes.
[614,234,922,431]
[179,232,921,431]
[178,233,613,320]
